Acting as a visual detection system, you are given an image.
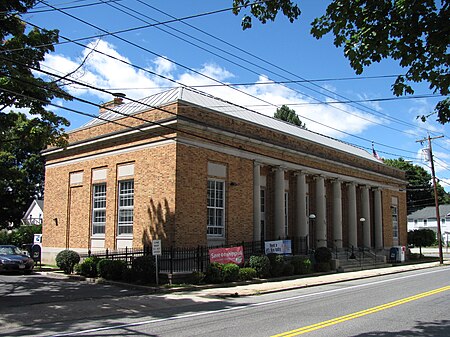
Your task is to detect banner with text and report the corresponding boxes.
[265,240,292,255]
[209,246,244,265]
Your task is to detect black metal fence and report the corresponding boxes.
[81,237,308,274]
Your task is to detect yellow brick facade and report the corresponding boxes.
[42,91,407,263]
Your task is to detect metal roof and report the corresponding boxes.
[78,87,380,162]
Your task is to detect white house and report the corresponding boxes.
[21,199,44,225]
[407,204,450,246]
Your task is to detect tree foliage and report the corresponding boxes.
[408,229,436,256]
[384,158,450,213]
[232,0,449,123]
[274,105,306,128]
[0,1,71,228]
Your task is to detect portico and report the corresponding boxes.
[252,161,393,251]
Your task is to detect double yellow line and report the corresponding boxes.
[273,285,450,336]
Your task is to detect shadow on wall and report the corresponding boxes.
[142,198,174,247]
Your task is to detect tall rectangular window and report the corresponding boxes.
[207,179,225,237]
[92,184,106,235]
[392,205,398,239]
[118,180,134,235]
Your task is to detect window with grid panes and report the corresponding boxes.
[118,180,134,235]
[92,184,106,235]
[207,179,225,237]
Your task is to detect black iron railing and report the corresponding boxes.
[81,237,308,273]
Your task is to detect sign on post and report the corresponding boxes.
[152,240,161,285]
[152,240,162,255]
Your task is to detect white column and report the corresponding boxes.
[361,186,372,248]
[332,180,343,249]
[274,167,285,239]
[296,172,308,237]
[253,162,261,241]
[347,183,358,248]
[374,188,383,249]
[315,176,327,248]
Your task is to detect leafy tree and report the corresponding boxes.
[0,223,42,246]
[408,229,436,256]
[384,158,450,213]
[1,1,71,228]
[274,105,306,128]
[232,0,449,123]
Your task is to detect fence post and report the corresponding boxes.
[196,245,200,271]
[201,246,204,272]
[170,246,174,275]
[106,248,109,259]
[88,249,91,257]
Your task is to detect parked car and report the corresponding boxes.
[0,245,34,274]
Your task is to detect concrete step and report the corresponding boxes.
[336,257,392,272]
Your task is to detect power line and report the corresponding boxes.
[9,2,446,157]
[96,0,442,139]
[14,16,416,156]
[14,1,444,141]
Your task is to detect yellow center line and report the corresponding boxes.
[272,285,450,337]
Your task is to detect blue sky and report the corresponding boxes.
[24,1,450,188]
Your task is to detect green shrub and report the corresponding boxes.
[97,259,127,280]
[291,256,312,275]
[131,255,156,284]
[222,263,240,282]
[190,271,205,285]
[268,254,285,277]
[55,250,80,274]
[238,267,257,281]
[205,262,224,283]
[249,255,271,278]
[77,256,100,277]
[314,247,332,263]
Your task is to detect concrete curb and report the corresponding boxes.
[37,260,449,298]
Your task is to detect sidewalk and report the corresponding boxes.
[187,260,449,298]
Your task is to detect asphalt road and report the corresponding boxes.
[1,267,450,337]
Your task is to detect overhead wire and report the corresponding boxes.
[3,60,395,173]
[97,0,440,141]
[22,1,425,156]
[136,1,447,137]
[9,0,444,142]
[6,1,448,162]
[14,18,418,157]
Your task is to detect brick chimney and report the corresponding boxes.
[99,97,124,115]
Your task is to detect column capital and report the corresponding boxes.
[253,161,262,167]
[271,165,286,173]
[293,171,307,177]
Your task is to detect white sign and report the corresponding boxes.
[33,234,42,245]
[265,240,292,255]
[152,240,162,256]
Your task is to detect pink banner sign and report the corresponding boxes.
[209,246,244,265]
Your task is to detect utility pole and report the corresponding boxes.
[416,134,444,264]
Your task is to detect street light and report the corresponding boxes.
[360,218,366,248]
[309,214,316,249]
